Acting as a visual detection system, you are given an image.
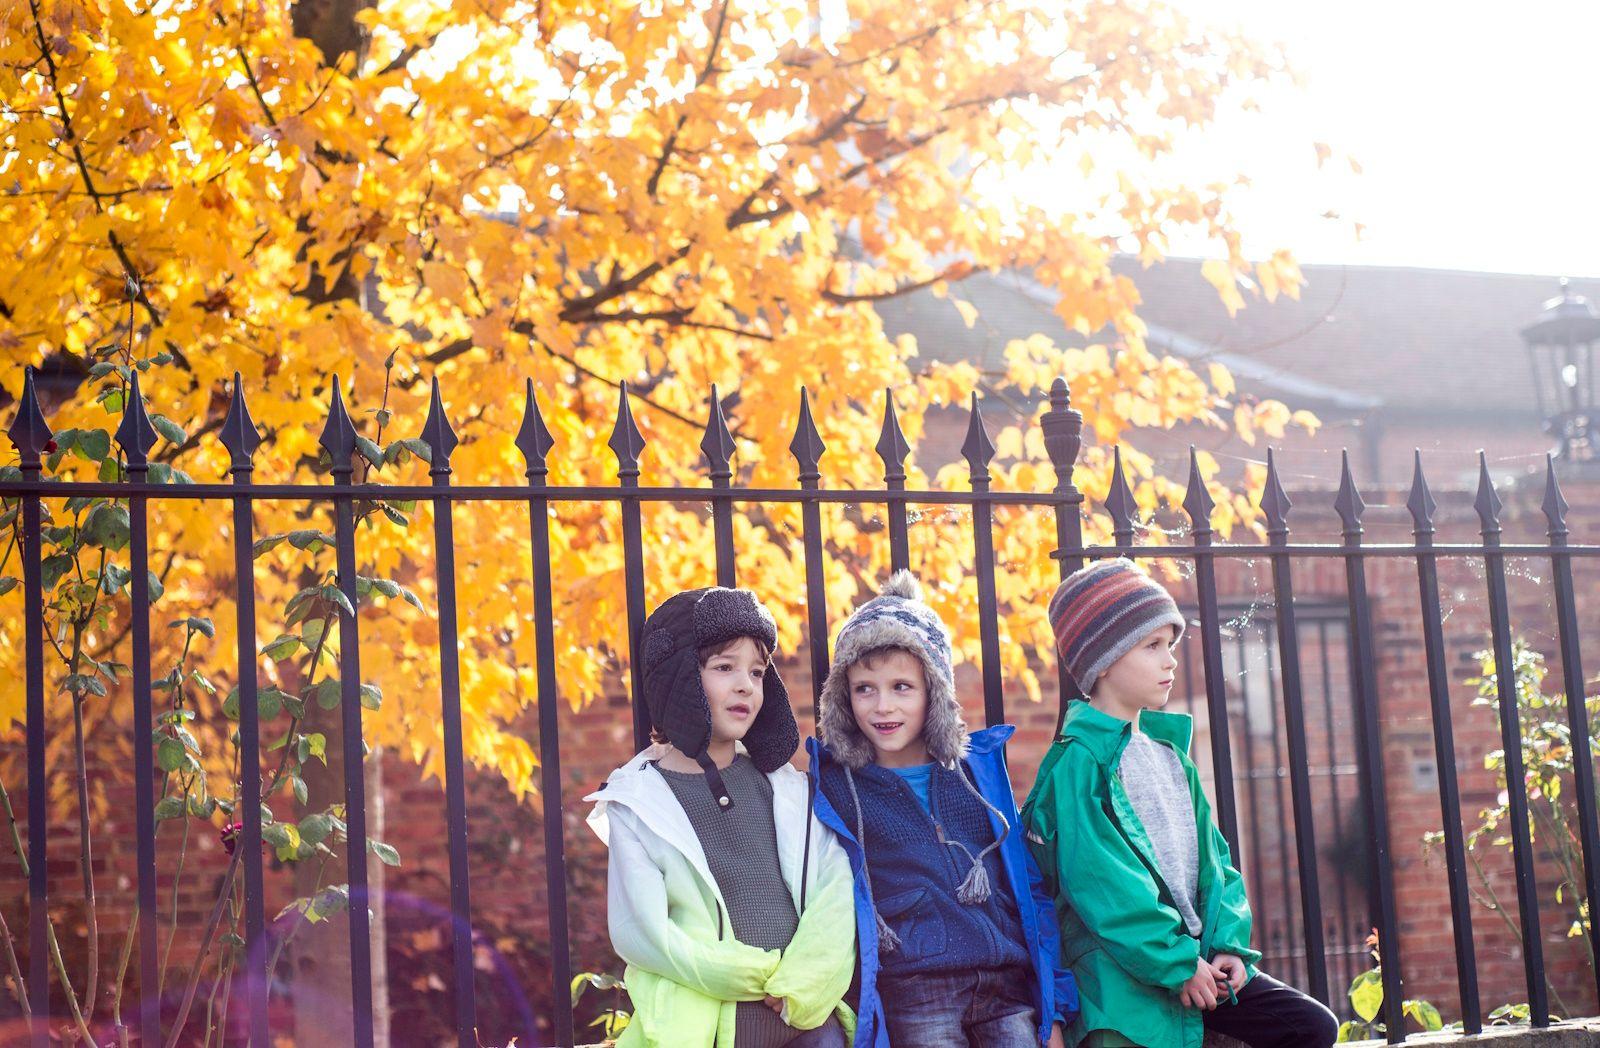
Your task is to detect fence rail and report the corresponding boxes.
[4,365,1600,1046]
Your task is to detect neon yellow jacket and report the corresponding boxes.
[586,745,857,1046]
[1021,706,1259,1048]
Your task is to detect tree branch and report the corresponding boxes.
[580,308,774,341]
[822,263,976,305]
[646,0,730,199]
[414,326,727,437]
[27,0,161,326]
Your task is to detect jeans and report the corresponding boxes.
[878,965,1041,1046]
[1202,971,1339,1048]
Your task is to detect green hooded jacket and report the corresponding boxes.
[1020,704,1260,1048]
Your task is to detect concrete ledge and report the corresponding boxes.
[573,1028,1600,1048]
[1205,1020,1600,1047]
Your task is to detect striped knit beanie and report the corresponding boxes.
[1048,558,1186,695]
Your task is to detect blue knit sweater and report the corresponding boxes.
[817,757,1030,978]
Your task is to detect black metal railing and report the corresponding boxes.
[4,365,1600,1046]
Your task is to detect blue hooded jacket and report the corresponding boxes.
[807,725,1079,1046]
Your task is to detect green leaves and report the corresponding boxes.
[40,553,74,592]
[253,530,336,558]
[1349,968,1382,1023]
[156,736,187,773]
[311,678,342,710]
[150,414,187,447]
[257,688,283,720]
[172,616,215,638]
[261,634,301,661]
[46,428,113,466]
[367,839,401,867]
[100,562,131,594]
[154,796,187,821]
[355,435,383,468]
[355,574,423,611]
[1402,999,1443,1032]
[299,812,335,847]
[382,438,432,466]
[263,822,303,861]
[82,503,130,550]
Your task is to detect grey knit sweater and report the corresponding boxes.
[1119,732,1202,936]
[659,756,801,1047]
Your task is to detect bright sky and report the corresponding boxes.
[1027,0,1600,278]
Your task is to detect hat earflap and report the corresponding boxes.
[640,631,711,760]
[743,663,800,773]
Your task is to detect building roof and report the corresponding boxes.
[877,256,1600,423]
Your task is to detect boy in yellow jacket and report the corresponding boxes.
[587,587,855,1046]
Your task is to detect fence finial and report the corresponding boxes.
[318,375,359,478]
[1260,447,1292,538]
[1406,449,1436,539]
[1040,376,1082,493]
[789,387,825,485]
[608,381,646,481]
[419,376,459,477]
[1474,451,1502,537]
[515,378,555,481]
[115,371,159,471]
[1334,449,1365,539]
[1182,446,1215,537]
[1542,453,1569,540]
[961,391,994,489]
[1105,445,1136,546]
[700,384,735,481]
[219,372,262,473]
[6,366,52,471]
[875,388,910,483]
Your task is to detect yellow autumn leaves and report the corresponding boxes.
[2,0,1310,795]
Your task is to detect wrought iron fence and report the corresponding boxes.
[4,364,1600,1046]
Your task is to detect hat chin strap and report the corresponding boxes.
[695,750,734,810]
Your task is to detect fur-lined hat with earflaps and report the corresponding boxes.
[638,587,798,809]
[818,570,968,770]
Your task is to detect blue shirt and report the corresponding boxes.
[888,763,933,812]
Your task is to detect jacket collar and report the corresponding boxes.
[1062,701,1193,764]
[587,744,816,906]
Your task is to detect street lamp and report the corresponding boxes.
[1522,279,1600,462]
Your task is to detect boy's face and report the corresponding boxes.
[847,648,929,768]
[1093,624,1179,715]
[701,637,767,746]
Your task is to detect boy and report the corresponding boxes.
[809,571,1077,1047]
[587,586,856,1046]
[1023,558,1338,1048]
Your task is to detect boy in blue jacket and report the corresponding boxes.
[808,571,1077,1047]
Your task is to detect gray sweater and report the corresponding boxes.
[658,756,800,1047]
[1119,731,1203,936]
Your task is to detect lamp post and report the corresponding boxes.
[1522,279,1600,463]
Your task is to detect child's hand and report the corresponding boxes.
[1046,1022,1066,1048]
[763,995,784,1015]
[1178,958,1223,1010]
[1212,953,1249,993]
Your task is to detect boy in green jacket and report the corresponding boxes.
[1022,559,1337,1048]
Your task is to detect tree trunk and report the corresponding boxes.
[286,1,384,1042]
